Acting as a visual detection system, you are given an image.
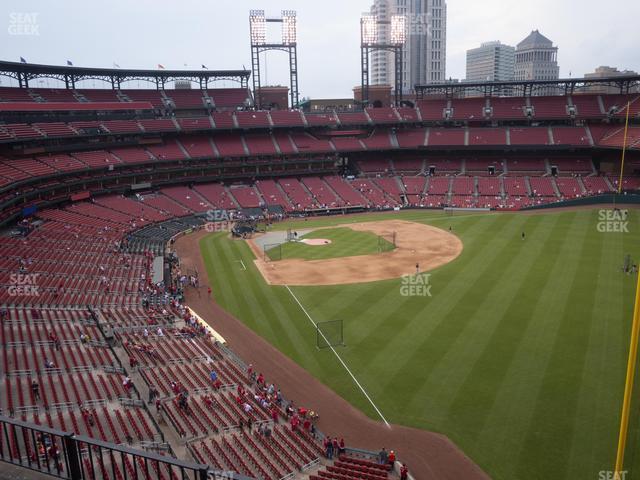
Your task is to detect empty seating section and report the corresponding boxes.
[146,139,187,161]
[374,177,403,203]
[95,195,169,222]
[178,117,213,131]
[555,177,583,198]
[139,118,176,132]
[37,154,87,172]
[212,133,246,157]
[31,88,78,102]
[273,132,297,154]
[396,128,426,148]
[3,123,43,139]
[77,89,122,102]
[597,127,640,148]
[111,147,154,164]
[428,177,451,195]
[0,87,36,102]
[337,111,369,125]
[551,127,591,146]
[211,111,236,129]
[351,179,395,207]
[161,186,211,212]
[141,193,193,217]
[450,195,477,208]
[466,158,503,174]
[33,122,78,137]
[582,176,613,194]
[451,98,486,121]
[508,158,546,173]
[509,127,550,145]
[165,90,206,109]
[193,184,237,210]
[417,99,446,121]
[549,157,593,174]
[255,179,293,211]
[206,88,250,109]
[468,128,506,145]
[366,107,399,124]
[235,111,271,128]
[278,178,315,209]
[304,113,339,127]
[290,132,333,153]
[180,136,216,158]
[529,177,557,197]
[571,95,604,118]
[229,185,261,208]
[530,96,568,119]
[396,107,419,122]
[503,177,529,196]
[100,120,142,134]
[302,177,342,208]
[122,89,166,108]
[269,110,304,127]
[324,176,366,206]
[362,130,392,149]
[452,176,474,195]
[72,150,122,167]
[425,157,461,173]
[477,177,501,196]
[331,136,364,151]
[4,158,55,178]
[393,157,424,174]
[428,128,465,146]
[489,97,525,120]
[356,159,391,174]
[244,133,277,155]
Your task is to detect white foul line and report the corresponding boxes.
[235,260,246,270]
[285,285,391,428]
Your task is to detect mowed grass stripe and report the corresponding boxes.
[514,210,604,480]
[461,212,586,479]
[377,214,529,418]
[565,215,630,479]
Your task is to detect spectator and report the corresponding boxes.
[324,437,334,460]
[388,450,396,466]
[378,447,388,465]
[209,370,218,383]
[31,380,40,400]
[400,463,409,480]
[339,438,345,455]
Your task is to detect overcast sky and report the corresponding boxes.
[1,0,639,97]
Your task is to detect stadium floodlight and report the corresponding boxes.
[361,14,377,45]
[390,15,406,45]
[281,10,297,45]
[249,10,266,45]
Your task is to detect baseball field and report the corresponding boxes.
[198,207,640,480]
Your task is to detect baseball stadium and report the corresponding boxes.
[1,4,640,480]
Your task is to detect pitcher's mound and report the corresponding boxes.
[300,238,332,246]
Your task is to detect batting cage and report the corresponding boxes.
[316,320,344,349]
[377,231,396,253]
[264,243,282,261]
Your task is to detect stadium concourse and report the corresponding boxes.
[0,61,639,480]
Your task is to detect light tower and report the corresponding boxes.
[249,10,299,110]
[360,13,406,106]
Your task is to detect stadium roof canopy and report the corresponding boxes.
[415,75,640,99]
[0,60,251,89]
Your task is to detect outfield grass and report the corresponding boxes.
[266,227,395,261]
[200,208,640,480]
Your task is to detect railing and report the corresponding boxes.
[0,415,209,480]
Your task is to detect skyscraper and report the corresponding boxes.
[514,30,559,81]
[369,0,447,94]
[465,41,515,82]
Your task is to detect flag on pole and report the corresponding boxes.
[157,64,165,69]
[66,60,73,66]
[113,62,120,68]
[20,56,27,63]
[202,64,208,69]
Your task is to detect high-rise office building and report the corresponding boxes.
[465,41,515,82]
[369,0,447,93]
[514,30,559,81]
